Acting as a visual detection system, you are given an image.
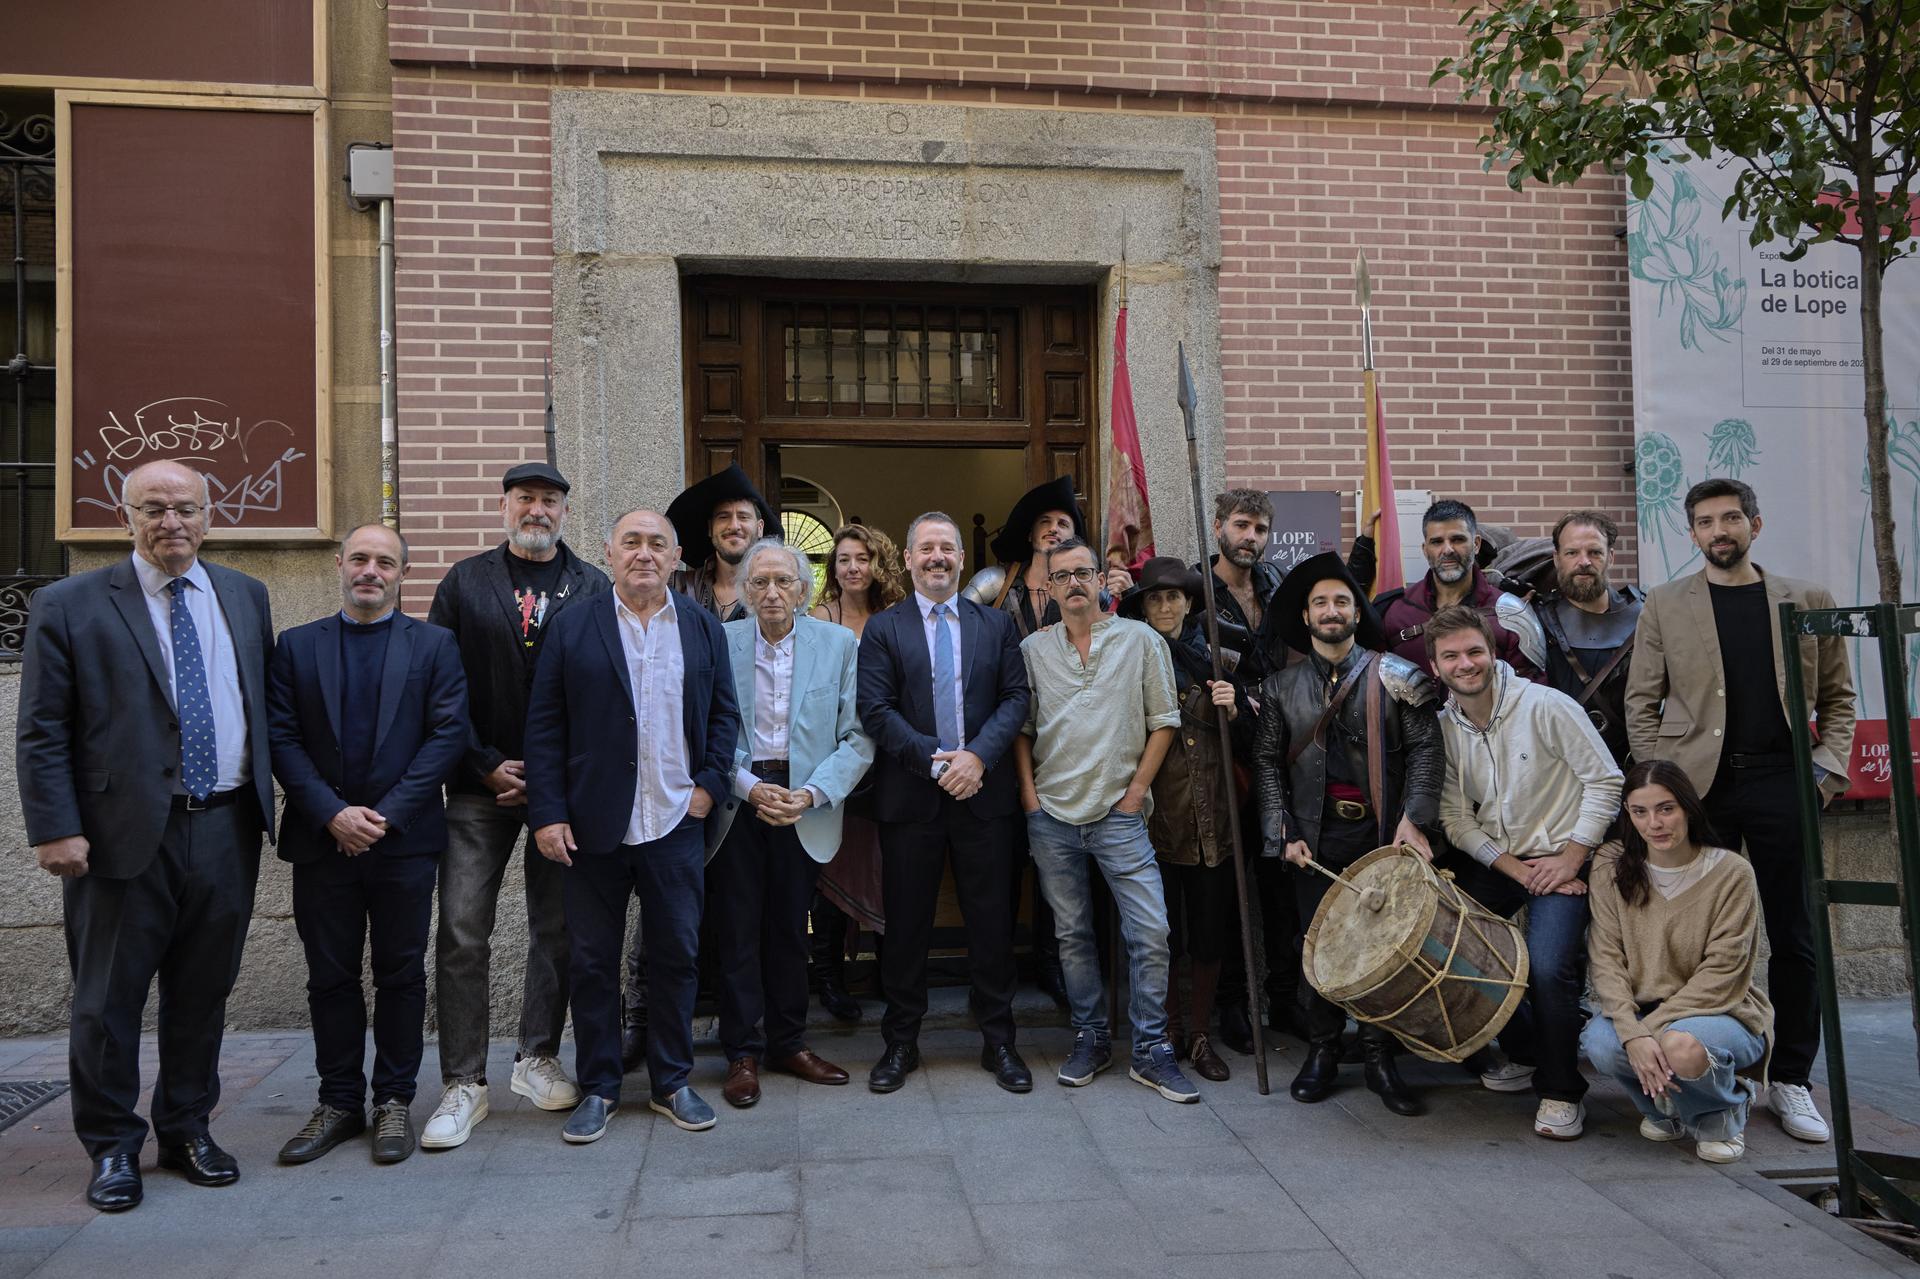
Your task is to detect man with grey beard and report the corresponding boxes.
[420,462,609,1150]
[1531,510,1642,767]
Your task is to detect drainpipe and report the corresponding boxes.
[347,143,398,526]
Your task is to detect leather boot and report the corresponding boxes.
[620,1011,648,1076]
[1363,1036,1423,1117]
[1218,1002,1256,1057]
[1289,1039,1341,1103]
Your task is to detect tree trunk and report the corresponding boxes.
[1859,194,1900,604]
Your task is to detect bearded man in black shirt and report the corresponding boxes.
[1626,477,1855,1147]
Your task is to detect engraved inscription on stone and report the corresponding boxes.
[759,169,1035,244]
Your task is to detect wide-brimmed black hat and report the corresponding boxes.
[991,475,1087,565]
[1117,556,1204,621]
[665,465,779,568]
[1264,551,1385,656]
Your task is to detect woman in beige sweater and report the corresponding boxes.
[1581,759,1773,1164]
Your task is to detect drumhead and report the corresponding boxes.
[1310,847,1437,993]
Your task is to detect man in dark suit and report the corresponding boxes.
[268,524,470,1166]
[525,509,740,1140]
[16,460,276,1212]
[856,510,1033,1094]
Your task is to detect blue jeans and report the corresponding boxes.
[1027,807,1171,1054]
[1467,869,1591,1103]
[1581,1014,1765,1141]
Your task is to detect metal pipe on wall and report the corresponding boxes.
[378,196,397,527]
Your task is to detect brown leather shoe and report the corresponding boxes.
[770,1048,850,1086]
[722,1056,761,1108]
[1188,1032,1231,1082]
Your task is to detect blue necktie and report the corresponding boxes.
[932,603,961,751]
[168,578,218,801]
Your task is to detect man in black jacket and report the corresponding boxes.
[420,462,609,1150]
[268,525,469,1166]
[1252,552,1444,1114]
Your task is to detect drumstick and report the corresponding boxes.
[1296,856,1388,913]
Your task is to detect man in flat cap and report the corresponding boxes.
[420,460,608,1150]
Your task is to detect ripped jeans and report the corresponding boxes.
[1581,1013,1766,1141]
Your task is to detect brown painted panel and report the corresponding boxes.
[1045,303,1082,353]
[1044,373,1082,424]
[3,0,314,87]
[66,103,319,532]
[702,368,740,419]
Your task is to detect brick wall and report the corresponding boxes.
[389,3,1639,600]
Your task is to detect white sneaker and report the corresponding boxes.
[1697,1133,1747,1163]
[419,1081,489,1149]
[1479,1054,1537,1093]
[510,1055,581,1111]
[1767,1082,1832,1143]
[1639,1115,1685,1142]
[1534,1099,1585,1141]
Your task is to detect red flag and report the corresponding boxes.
[1361,368,1403,594]
[1104,306,1154,572]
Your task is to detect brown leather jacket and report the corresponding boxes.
[1148,630,1253,867]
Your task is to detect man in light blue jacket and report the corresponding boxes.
[707,538,875,1108]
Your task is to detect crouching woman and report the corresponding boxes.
[1581,759,1773,1163]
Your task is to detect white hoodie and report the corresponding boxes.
[1439,661,1623,866]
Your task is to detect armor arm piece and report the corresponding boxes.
[1497,591,1548,674]
[1377,652,1435,707]
[961,565,1008,605]
[1251,672,1296,852]
[1397,698,1445,830]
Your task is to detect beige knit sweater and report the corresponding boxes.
[1588,847,1774,1075]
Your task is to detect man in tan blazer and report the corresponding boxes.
[1626,477,1855,1146]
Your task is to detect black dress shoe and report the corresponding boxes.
[981,1044,1033,1093]
[86,1154,142,1212]
[279,1104,368,1165]
[1218,1003,1256,1056]
[1289,1040,1341,1103]
[1363,1039,1424,1117]
[620,1019,648,1076]
[818,979,863,1024]
[156,1134,239,1186]
[867,1042,920,1093]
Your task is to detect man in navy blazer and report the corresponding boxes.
[525,509,739,1140]
[267,525,469,1166]
[856,510,1033,1094]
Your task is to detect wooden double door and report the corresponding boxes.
[681,275,1099,539]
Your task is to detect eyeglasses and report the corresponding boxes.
[1047,567,1099,586]
[746,575,801,592]
[124,503,203,523]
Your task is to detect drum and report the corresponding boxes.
[1301,844,1528,1063]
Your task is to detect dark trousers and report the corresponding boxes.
[711,813,822,1060]
[877,799,1018,1048]
[564,819,705,1102]
[1455,857,1591,1103]
[1706,763,1821,1085]
[63,799,260,1159]
[1291,814,1385,1045]
[292,848,437,1109]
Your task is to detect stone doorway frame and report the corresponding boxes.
[550,89,1224,559]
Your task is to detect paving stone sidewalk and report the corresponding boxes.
[1,998,1916,1279]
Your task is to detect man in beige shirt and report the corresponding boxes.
[1014,538,1196,1103]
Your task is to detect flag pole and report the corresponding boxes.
[1177,343,1269,1095]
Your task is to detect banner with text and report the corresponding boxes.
[1628,151,1920,796]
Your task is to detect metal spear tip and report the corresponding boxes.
[1176,341,1195,413]
[1354,250,1372,308]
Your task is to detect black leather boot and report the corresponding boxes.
[1289,1039,1341,1103]
[1218,1002,1256,1056]
[1363,1036,1423,1116]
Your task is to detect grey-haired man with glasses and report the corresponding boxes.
[17,460,276,1212]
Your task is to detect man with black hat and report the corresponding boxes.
[667,464,779,624]
[421,460,607,1151]
[1251,551,1445,1115]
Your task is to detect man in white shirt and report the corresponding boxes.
[524,510,740,1140]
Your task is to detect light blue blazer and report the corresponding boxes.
[707,615,875,864]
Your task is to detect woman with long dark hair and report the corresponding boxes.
[1581,759,1773,1163]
